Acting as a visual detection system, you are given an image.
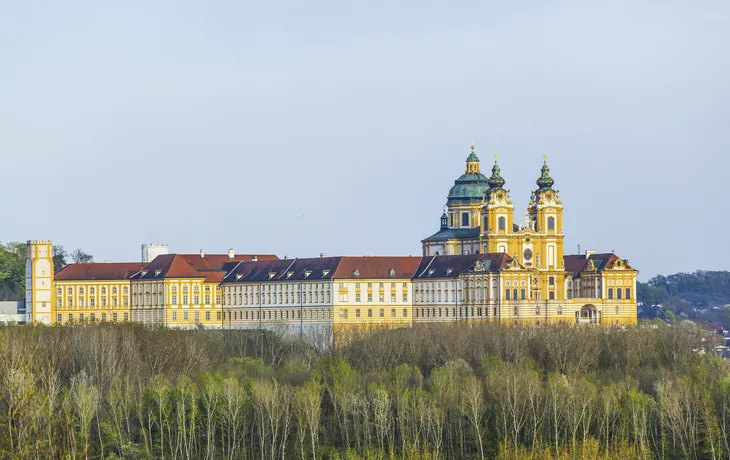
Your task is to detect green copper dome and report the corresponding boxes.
[446,144,491,204]
[487,157,506,191]
[536,156,555,191]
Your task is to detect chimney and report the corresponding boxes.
[585,250,596,257]
[252,256,258,262]
[320,253,325,258]
[228,248,235,259]
[200,249,205,258]
[284,255,289,260]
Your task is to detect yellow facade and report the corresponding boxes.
[129,278,223,328]
[25,241,54,324]
[55,279,131,324]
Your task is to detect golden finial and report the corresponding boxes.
[494,154,498,164]
[543,155,547,164]
[471,141,475,151]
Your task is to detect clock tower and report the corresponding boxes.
[25,240,55,324]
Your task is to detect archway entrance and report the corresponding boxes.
[577,304,600,325]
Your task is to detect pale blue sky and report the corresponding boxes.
[1,0,728,280]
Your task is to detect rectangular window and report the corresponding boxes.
[403,309,408,317]
[379,283,384,288]
[90,313,95,322]
[368,293,373,302]
[57,314,62,323]
[379,309,384,317]
[124,313,128,321]
[391,309,396,317]
[194,295,199,305]
[68,287,72,295]
[172,312,177,320]
[549,276,555,286]
[355,293,361,302]
[113,313,117,321]
[379,293,384,302]
[89,287,94,295]
[462,212,469,226]
[123,298,128,306]
[356,309,360,317]
[183,312,188,321]
[69,314,73,322]
[391,293,396,302]
[368,309,372,317]
[183,295,189,305]
[206,312,210,321]
[549,291,555,300]
[101,313,106,321]
[339,293,348,302]
[217,312,221,320]
[368,283,372,288]
[171,295,177,305]
[402,293,408,302]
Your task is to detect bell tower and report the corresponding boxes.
[482,156,514,254]
[25,240,55,324]
[528,157,564,271]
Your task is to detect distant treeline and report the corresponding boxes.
[638,270,730,308]
[0,323,727,459]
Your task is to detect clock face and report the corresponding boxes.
[497,192,503,200]
[523,249,533,261]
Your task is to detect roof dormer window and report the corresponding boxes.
[353,269,360,277]
[155,270,162,276]
[323,270,330,277]
[287,271,293,278]
[428,269,435,276]
[389,269,396,276]
[236,274,243,280]
[141,271,148,277]
[447,268,453,275]
[304,270,312,278]
[268,272,276,279]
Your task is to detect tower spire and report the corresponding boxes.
[487,154,505,191]
[465,142,480,174]
[536,155,554,191]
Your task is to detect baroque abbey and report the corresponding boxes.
[25,145,637,337]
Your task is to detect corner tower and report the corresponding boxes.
[25,240,55,324]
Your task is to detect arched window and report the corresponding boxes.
[547,217,555,231]
[608,288,614,299]
[506,289,511,300]
[617,288,622,299]
[625,288,631,299]
[521,288,526,300]
[498,217,506,231]
[513,289,518,300]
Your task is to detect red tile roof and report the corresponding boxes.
[333,256,421,279]
[55,263,146,281]
[564,253,635,275]
[179,254,278,272]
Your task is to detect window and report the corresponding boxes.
[368,309,373,317]
[172,312,177,320]
[513,289,518,300]
[548,217,555,231]
[608,288,614,299]
[172,285,177,292]
[379,293,384,302]
[79,299,84,307]
[498,217,506,231]
[183,295,189,305]
[217,312,221,320]
[57,299,62,307]
[90,287,95,295]
[367,283,372,288]
[57,314,62,323]
[356,293,361,302]
[339,293,348,302]
[391,293,396,302]
[356,309,360,317]
[626,288,631,299]
[206,312,210,321]
[462,212,470,226]
[69,314,73,322]
[90,313,95,322]
[379,309,384,317]
[194,295,199,304]
[402,293,408,302]
[205,295,210,304]
[521,288,526,300]
[506,290,511,300]
[549,291,555,300]
[617,288,622,299]
[68,287,72,295]
[101,287,106,295]
[391,309,396,317]
[368,293,373,302]
[379,283,384,288]
[79,287,84,295]
[101,313,107,321]
[549,276,555,286]
[403,309,408,317]
[172,295,177,305]
[183,312,188,321]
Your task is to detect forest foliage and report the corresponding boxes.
[0,323,728,459]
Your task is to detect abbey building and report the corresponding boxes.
[24,144,637,335]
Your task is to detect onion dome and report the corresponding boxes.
[487,155,506,191]
[446,143,491,204]
[536,155,554,191]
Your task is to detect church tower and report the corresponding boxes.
[25,240,55,324]
[481,156,514,254]
[527,157,564,271]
